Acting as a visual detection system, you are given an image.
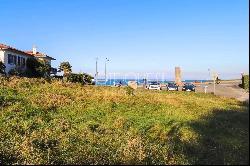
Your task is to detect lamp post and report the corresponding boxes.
[211,71,217,94]
[105,58,110,82]
[208,68,210,81]
[95,57,98,85]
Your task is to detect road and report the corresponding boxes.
[194,80,249,102]
[137,80,249,102]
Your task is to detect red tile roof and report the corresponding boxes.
[0,43,8,49]
[0,43,34,57]
[25,51,56,60]
[0,43,55,60]
[25,50,44,56]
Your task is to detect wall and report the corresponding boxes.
[0,50,4,62]
[38,57,51,65]
[1,50,31,74]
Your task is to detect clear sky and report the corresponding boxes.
[0,0,249,80]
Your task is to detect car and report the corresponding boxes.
[167,83,178,91]
[114,81,125,87]
[148,81,161,90]
[182,83,195,92]
[160,84,168,90]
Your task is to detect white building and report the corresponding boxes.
[0,43,56,75]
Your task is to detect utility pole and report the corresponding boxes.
[105,58,110,82]
[208,68,210,81]
[211,71,217,94]
[213,75,216,94]
[95,57,98,85]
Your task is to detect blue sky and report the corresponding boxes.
[0,0,249,79]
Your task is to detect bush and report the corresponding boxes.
[125,86,135,96]
[0,61,6,75]
[66,73,93,85]
[242,75,249,91]
[52,75,63,81]
[8,68,20,76]
[25,58,51,78]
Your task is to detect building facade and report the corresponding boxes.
[0,43,56,75]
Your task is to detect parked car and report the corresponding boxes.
[182,83,195,92]
[160,84,168,90]
[114,81,125,87]
[148,81,161,90]
[167,83,178,91]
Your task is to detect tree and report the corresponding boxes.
[25,58,51,78]
[82,73,94,84]
[0,61,6,75]
[66,73,94,85]
[26,58,42,77]
[37,61,51,78]
[58,62,72,77]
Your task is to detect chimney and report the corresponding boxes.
[32,45,37,54]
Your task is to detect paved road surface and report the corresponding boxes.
[139,80,248,102]
[194,80,249,102]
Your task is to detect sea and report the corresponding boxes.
[95,79,209,86]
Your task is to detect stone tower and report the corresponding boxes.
[175,67,182,85]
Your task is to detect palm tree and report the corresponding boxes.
[58,62,72,77]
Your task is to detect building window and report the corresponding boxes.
[14,56,17,65]
[8,54,26,67]
[8,54,12,64]
[18,56,21,66]
[21,57,26,67]
[8,54,17,65]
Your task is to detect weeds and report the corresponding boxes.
[125,86,135,96]
[0,77,248,164]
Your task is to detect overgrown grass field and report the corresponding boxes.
[0,77,249,164]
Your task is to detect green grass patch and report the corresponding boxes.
[0,77,248,164]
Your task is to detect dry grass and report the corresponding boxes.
[0,77,249,164]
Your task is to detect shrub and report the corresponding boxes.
[242,75,249,91]
[8,68,20,76]
[0,61,6,75]
[125,86,135,96]
[37,61,51,78]
[66,73,93,85]
[25,58,51,78]
[66,73,83,84]
[82,73,94,85]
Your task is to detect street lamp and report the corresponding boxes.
[208,68,210,81]
[105,58,110,82]
[95,57,98,85]
[211,71,218,94]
